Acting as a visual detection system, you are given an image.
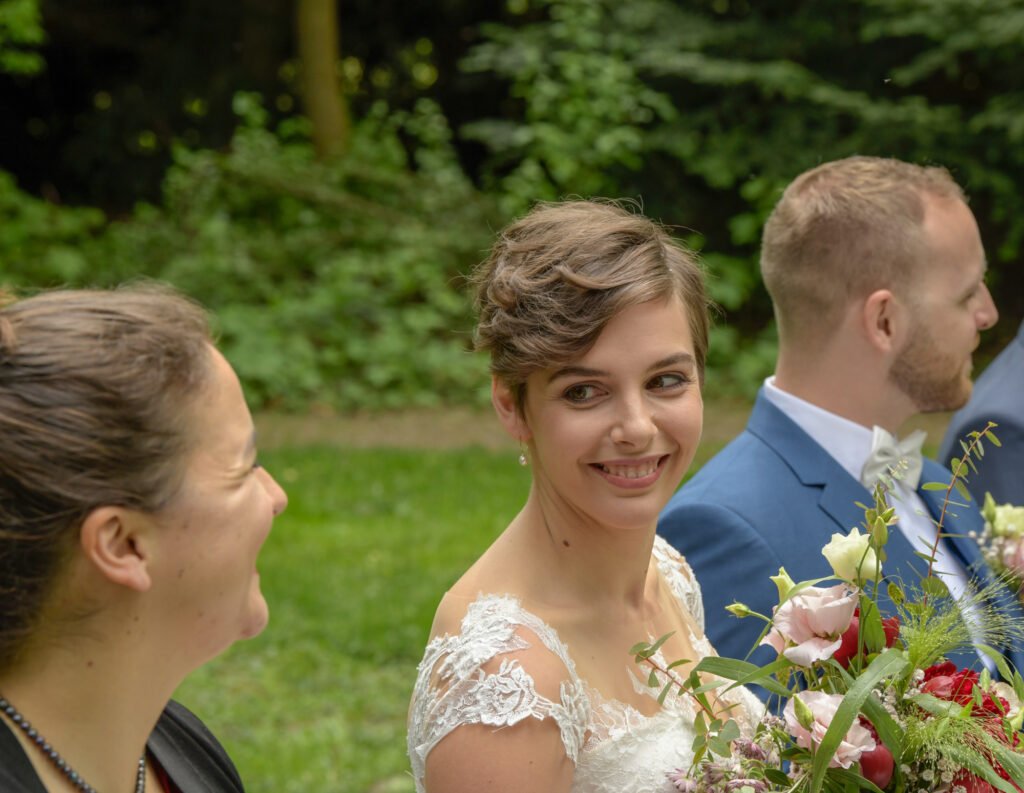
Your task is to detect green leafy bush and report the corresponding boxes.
[2,94,498,410]
[0,0,44,74]
[0,170,106,285]
[122,95,496,409]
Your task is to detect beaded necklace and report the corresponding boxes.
[0,694,146,793]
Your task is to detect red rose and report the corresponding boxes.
[922,660,957,682]
[950,768,1023,793]
[921,668,979,705]
[832,611,901,669]
[833,616,860,668]
[882,615,899,647]
[858,741,894,789]
[951,770,998,793]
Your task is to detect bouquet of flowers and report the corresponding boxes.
[635,424,1024,793]
[977,495,1024,600]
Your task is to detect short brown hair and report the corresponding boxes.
[0,284,214,669]
[761,156,965,343]
[471,200,710,409]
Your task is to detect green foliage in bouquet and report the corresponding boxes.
[636,425,1024,792]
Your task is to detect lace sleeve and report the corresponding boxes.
[652,535,704,632]
[407,595,590,792]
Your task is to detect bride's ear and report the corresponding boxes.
[491,377,531,442]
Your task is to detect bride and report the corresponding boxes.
[407,200,762,793]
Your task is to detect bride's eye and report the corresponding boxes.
[647,373,689,391]
[563,383,601,404]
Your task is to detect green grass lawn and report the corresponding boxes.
[174,445,532,793]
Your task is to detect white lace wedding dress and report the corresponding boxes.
[407,536,763,793]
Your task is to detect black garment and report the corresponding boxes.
[0,700,245,792]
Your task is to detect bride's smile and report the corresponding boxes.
[590,454,668,487]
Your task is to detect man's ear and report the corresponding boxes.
[79,507,153,593]
[862,288,906,354]
[491,377,531,443]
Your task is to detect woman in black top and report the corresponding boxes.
[0,286,288,792]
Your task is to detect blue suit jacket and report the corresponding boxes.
[658,390,1024,676]
[938,320,1024,505]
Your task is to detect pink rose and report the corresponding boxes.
[783,691,875,769]
[1002,537,1024,578]
[761,585,858,667]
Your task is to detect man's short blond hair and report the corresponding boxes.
[761,156,966,344]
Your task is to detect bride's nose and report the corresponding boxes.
[610,394,656,447]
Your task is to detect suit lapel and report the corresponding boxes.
[747,392,872,536]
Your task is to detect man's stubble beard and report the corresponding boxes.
[888,327,973,414]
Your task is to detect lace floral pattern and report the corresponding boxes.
[407,536,760,793]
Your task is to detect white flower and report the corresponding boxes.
[991,504,1024,538]
[822,527,881,583]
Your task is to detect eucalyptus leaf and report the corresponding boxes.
[953,477,973,502]
[920,576,950,598]
[707,736,732,757]
[719,719,741,742]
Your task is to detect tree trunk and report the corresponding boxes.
[296,0,349,158]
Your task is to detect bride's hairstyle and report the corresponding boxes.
[0,284,213,671]
[471,199,710,413]
[761,155,965,344]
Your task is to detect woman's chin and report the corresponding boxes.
[239,590,270,641]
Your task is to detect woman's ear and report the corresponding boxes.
[79,507,153,593]
[491,377,531,443]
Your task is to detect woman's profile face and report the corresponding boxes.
[151,346,288,664]
[518,295,703,533]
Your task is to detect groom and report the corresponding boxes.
[659,156,1024,674]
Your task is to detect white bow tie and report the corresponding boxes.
[860,426,927,490]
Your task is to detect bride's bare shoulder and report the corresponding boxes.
[427,556,530,639]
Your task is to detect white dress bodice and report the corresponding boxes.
[407,536,763,793]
